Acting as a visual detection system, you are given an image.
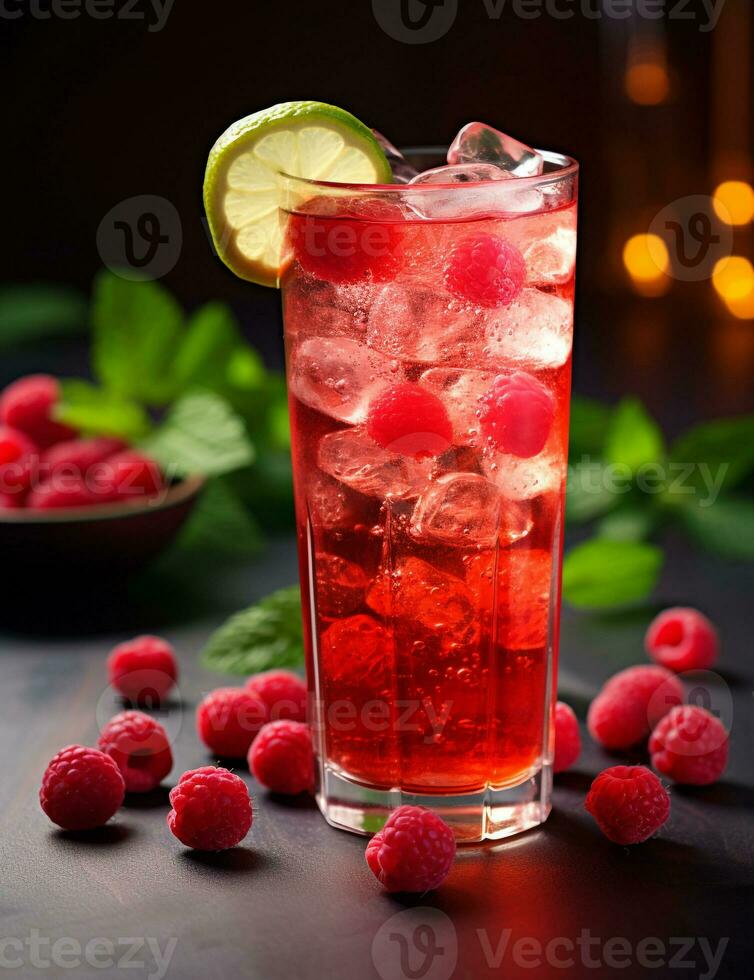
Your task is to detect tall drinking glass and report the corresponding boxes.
[280,152,578,842]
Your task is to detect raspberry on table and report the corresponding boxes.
[366,805,456,893]
[40,745,126,831]
[196,687,268,758]
[167,766,252,851]
[587,665,684,750]
[478,372,555,458]
[366,383,453,457]
[585,765,670,845]
[645,607,719,673]
[27,477,97,510]
[553,701,581,773]
[42,437,126,479]
[97,711,173,793]
[0,374,76,448]
[649,705,729,786]
[248,720,314,795]
[443,233,526,308]
[289,198,403,285]
[107,635,178,706]
[0,425,37,495]
[245,670,307,722]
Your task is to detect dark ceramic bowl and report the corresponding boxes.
[0,476,205,588]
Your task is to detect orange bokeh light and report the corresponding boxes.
[713,181,754,226]
[712,256,754,302]
[623,234,670,295]
[625,63,671,106]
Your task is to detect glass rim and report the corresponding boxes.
[280,148,579,193]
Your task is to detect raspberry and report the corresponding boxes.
[289,198,403,285]
[478,372,555,458]
[0,425,37,494]
[95,450,164,503]
[649,706,729,785]
[0,491,23,509]
[365,805,456,893]
[587,665,684,750]
[0,374,76,448]
[107,635,178,706]
[645,607,719,673]
[196,687,268,758]
[248,720,314,794]
[27,477,96,510]
[553,701,581,773]
[167,766,252,851]
[245,670,307,722]
[43,437,126,479]
[585,765,670,845]
[40,745,125,831]
[443,233,525,308]
[366,384,452,457]
[97,711,173,793]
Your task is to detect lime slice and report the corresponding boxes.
[204,102,393,287]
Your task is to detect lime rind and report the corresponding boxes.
[204,101,393,286]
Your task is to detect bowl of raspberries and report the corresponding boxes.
[0,374,204,582]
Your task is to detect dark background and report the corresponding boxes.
[3,0,752,428]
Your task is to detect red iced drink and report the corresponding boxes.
[281,155,577,840]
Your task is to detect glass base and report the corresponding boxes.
[316,764,552,844]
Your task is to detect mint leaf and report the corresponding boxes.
[669,416,754,497]
[597,506,656,542]
[92,270,183,404]
[201,586,303,675]
[566,461,622,523]
[178,478,262,557]
[142,390,255,477]
[680,497,754,560]
[562,538,663,608]
[171,302,243,394]
[0,285,87,349]
[56,379,151,441]
[569,396,612,458]
[604,398,665,472]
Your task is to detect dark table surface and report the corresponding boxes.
[1,534,752,980]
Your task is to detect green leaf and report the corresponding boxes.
[566,461,624,524]
[178,478,262,557]
[202,586,304,675]
[669,416,754,497]
[569,396,612,459]
[0,285,87,350]
[56,379,151,441]
[679,497,754,560]
[92,270,183,404]
[142,390,254,477]
[562,538,664,608]
[597,506,656,542]
[171,302,243,394]
[604,398,665,472]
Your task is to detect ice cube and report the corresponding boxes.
[524,226,577,286]
[419,367,496,446]
[289,336,401,424]
[283,274,378,338]
[448,122,544,178]
[482,449,565,501]
[367,557,476,635]
[318,426,432,499]
[409,163,511,184]
[466,549,553,650]
[306,473,360,531]
[484,289,573,370]
[314,552,367,618]
[367,283,485,365]
[411,472,530,547]
[372,130,419,184]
